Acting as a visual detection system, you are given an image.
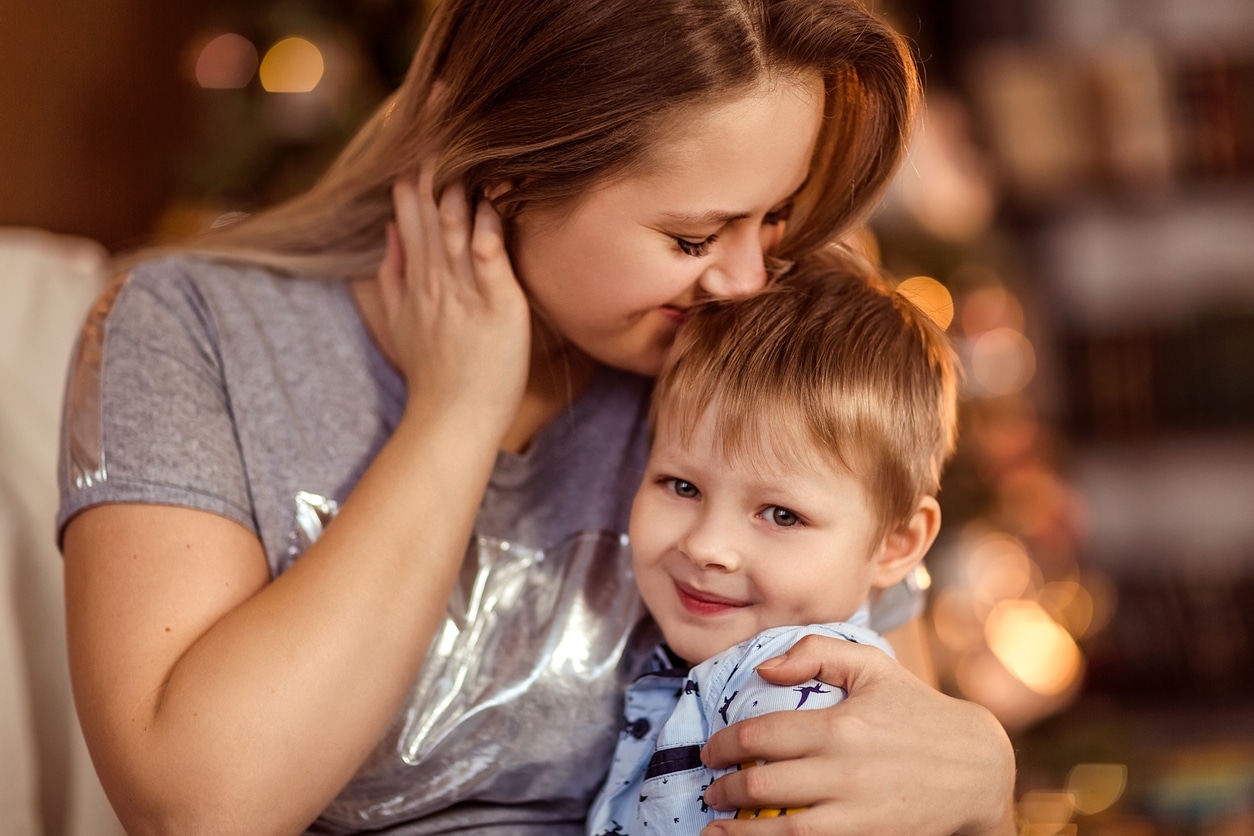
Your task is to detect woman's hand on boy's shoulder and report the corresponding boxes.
[699,635,1016,835]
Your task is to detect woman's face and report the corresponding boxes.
[511,72,825,377]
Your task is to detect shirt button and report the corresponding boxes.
[627,717,651,739]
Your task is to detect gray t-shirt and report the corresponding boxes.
[57,255,920,834]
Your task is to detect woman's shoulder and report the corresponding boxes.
[111,253,353,338]
[123,252,325,298]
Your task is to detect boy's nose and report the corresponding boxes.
[679,517,741,571]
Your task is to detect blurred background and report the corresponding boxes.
[1,0,1251,834]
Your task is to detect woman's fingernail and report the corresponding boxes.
[755,654,786,671]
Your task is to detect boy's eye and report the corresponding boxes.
[764,505,800,527]
[676,235,716,257]
[666,478,700,499]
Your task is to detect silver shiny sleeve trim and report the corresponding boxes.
[868,564,926,634]
[64,271,130,490]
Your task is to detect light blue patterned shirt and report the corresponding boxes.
[587,611,894,836]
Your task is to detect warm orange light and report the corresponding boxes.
[1037,581,1094,638]
[959,285,1025,336]
[969,326,1036,396]
[1066,763,1127,815]
[985,599,1083,695]
[1018,791,1077,834]
[914,563,932,591]
[896,276,955,330]
[966,533,1037,609]
[260,37,325,93]
[191,32,258,89]
[931,588,983,653]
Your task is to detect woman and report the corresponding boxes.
[58,1,1015,833]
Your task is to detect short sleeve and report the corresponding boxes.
[701,628,858,735]
[867,566,926,633]
[56,262,255,542]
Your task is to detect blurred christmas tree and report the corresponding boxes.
[162,0,428,234]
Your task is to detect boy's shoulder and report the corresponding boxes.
[689,622,894,725]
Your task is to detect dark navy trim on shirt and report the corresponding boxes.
[645,745,704,780]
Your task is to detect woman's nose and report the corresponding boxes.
[697,230,768,299]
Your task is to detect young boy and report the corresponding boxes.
[586,250,960,836]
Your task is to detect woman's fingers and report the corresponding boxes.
[393,177,426,269]
[376,222,405,318]
[751,631,894,691]
[435,175,472,275]
[378,167,530,436]
[701,635,1017,836]
[393,167,493,299]
[709,749,836,809]
[470,197,519,301]
[700,638,887,773]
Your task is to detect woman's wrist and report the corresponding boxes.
[956,701,1017,836]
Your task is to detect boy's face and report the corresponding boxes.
[630,407,888,665]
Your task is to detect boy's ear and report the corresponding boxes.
[871,496,941,589]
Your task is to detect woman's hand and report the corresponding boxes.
[699,636,1016,835]
[378,166,530,440]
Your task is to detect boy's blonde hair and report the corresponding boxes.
[652,249,959,539]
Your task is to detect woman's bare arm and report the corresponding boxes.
[66,407,502,834]
[65,174,531,836]
[883,614,939,687]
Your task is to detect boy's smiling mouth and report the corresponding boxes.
[673,580,746,616]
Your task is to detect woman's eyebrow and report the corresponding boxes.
[658,209,751,226]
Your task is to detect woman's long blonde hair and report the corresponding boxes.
[159,0,919,279]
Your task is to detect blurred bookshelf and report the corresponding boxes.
[878,0,1254,831]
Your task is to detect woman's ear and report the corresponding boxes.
[871,496,941,590]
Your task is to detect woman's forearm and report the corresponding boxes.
[66,407,501,835]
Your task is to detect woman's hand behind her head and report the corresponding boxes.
[368,166,531,444]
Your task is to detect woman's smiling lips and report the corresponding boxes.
[674,580,746,616]
[659,304,688,323]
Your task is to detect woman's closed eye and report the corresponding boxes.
[662,477,701,499]
[676,235,717,257]
[762,505,802,527]
[763,203,793,226]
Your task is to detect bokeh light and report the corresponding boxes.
[1037,580,1095,638]
[966,532,1038,609]
[1018,791,1077,834]
[914,563,932,591]
[960,284,1025,336]
[985,599,1083,695]
[932,586,985,653]
[1066,763,1128,815]
[970,326,1036,396]
[259,37,325,93]
[188,32,259,89]
[896,275,955,330]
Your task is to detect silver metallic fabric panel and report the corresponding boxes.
[64,272,129,489]
[313,526,653,831]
